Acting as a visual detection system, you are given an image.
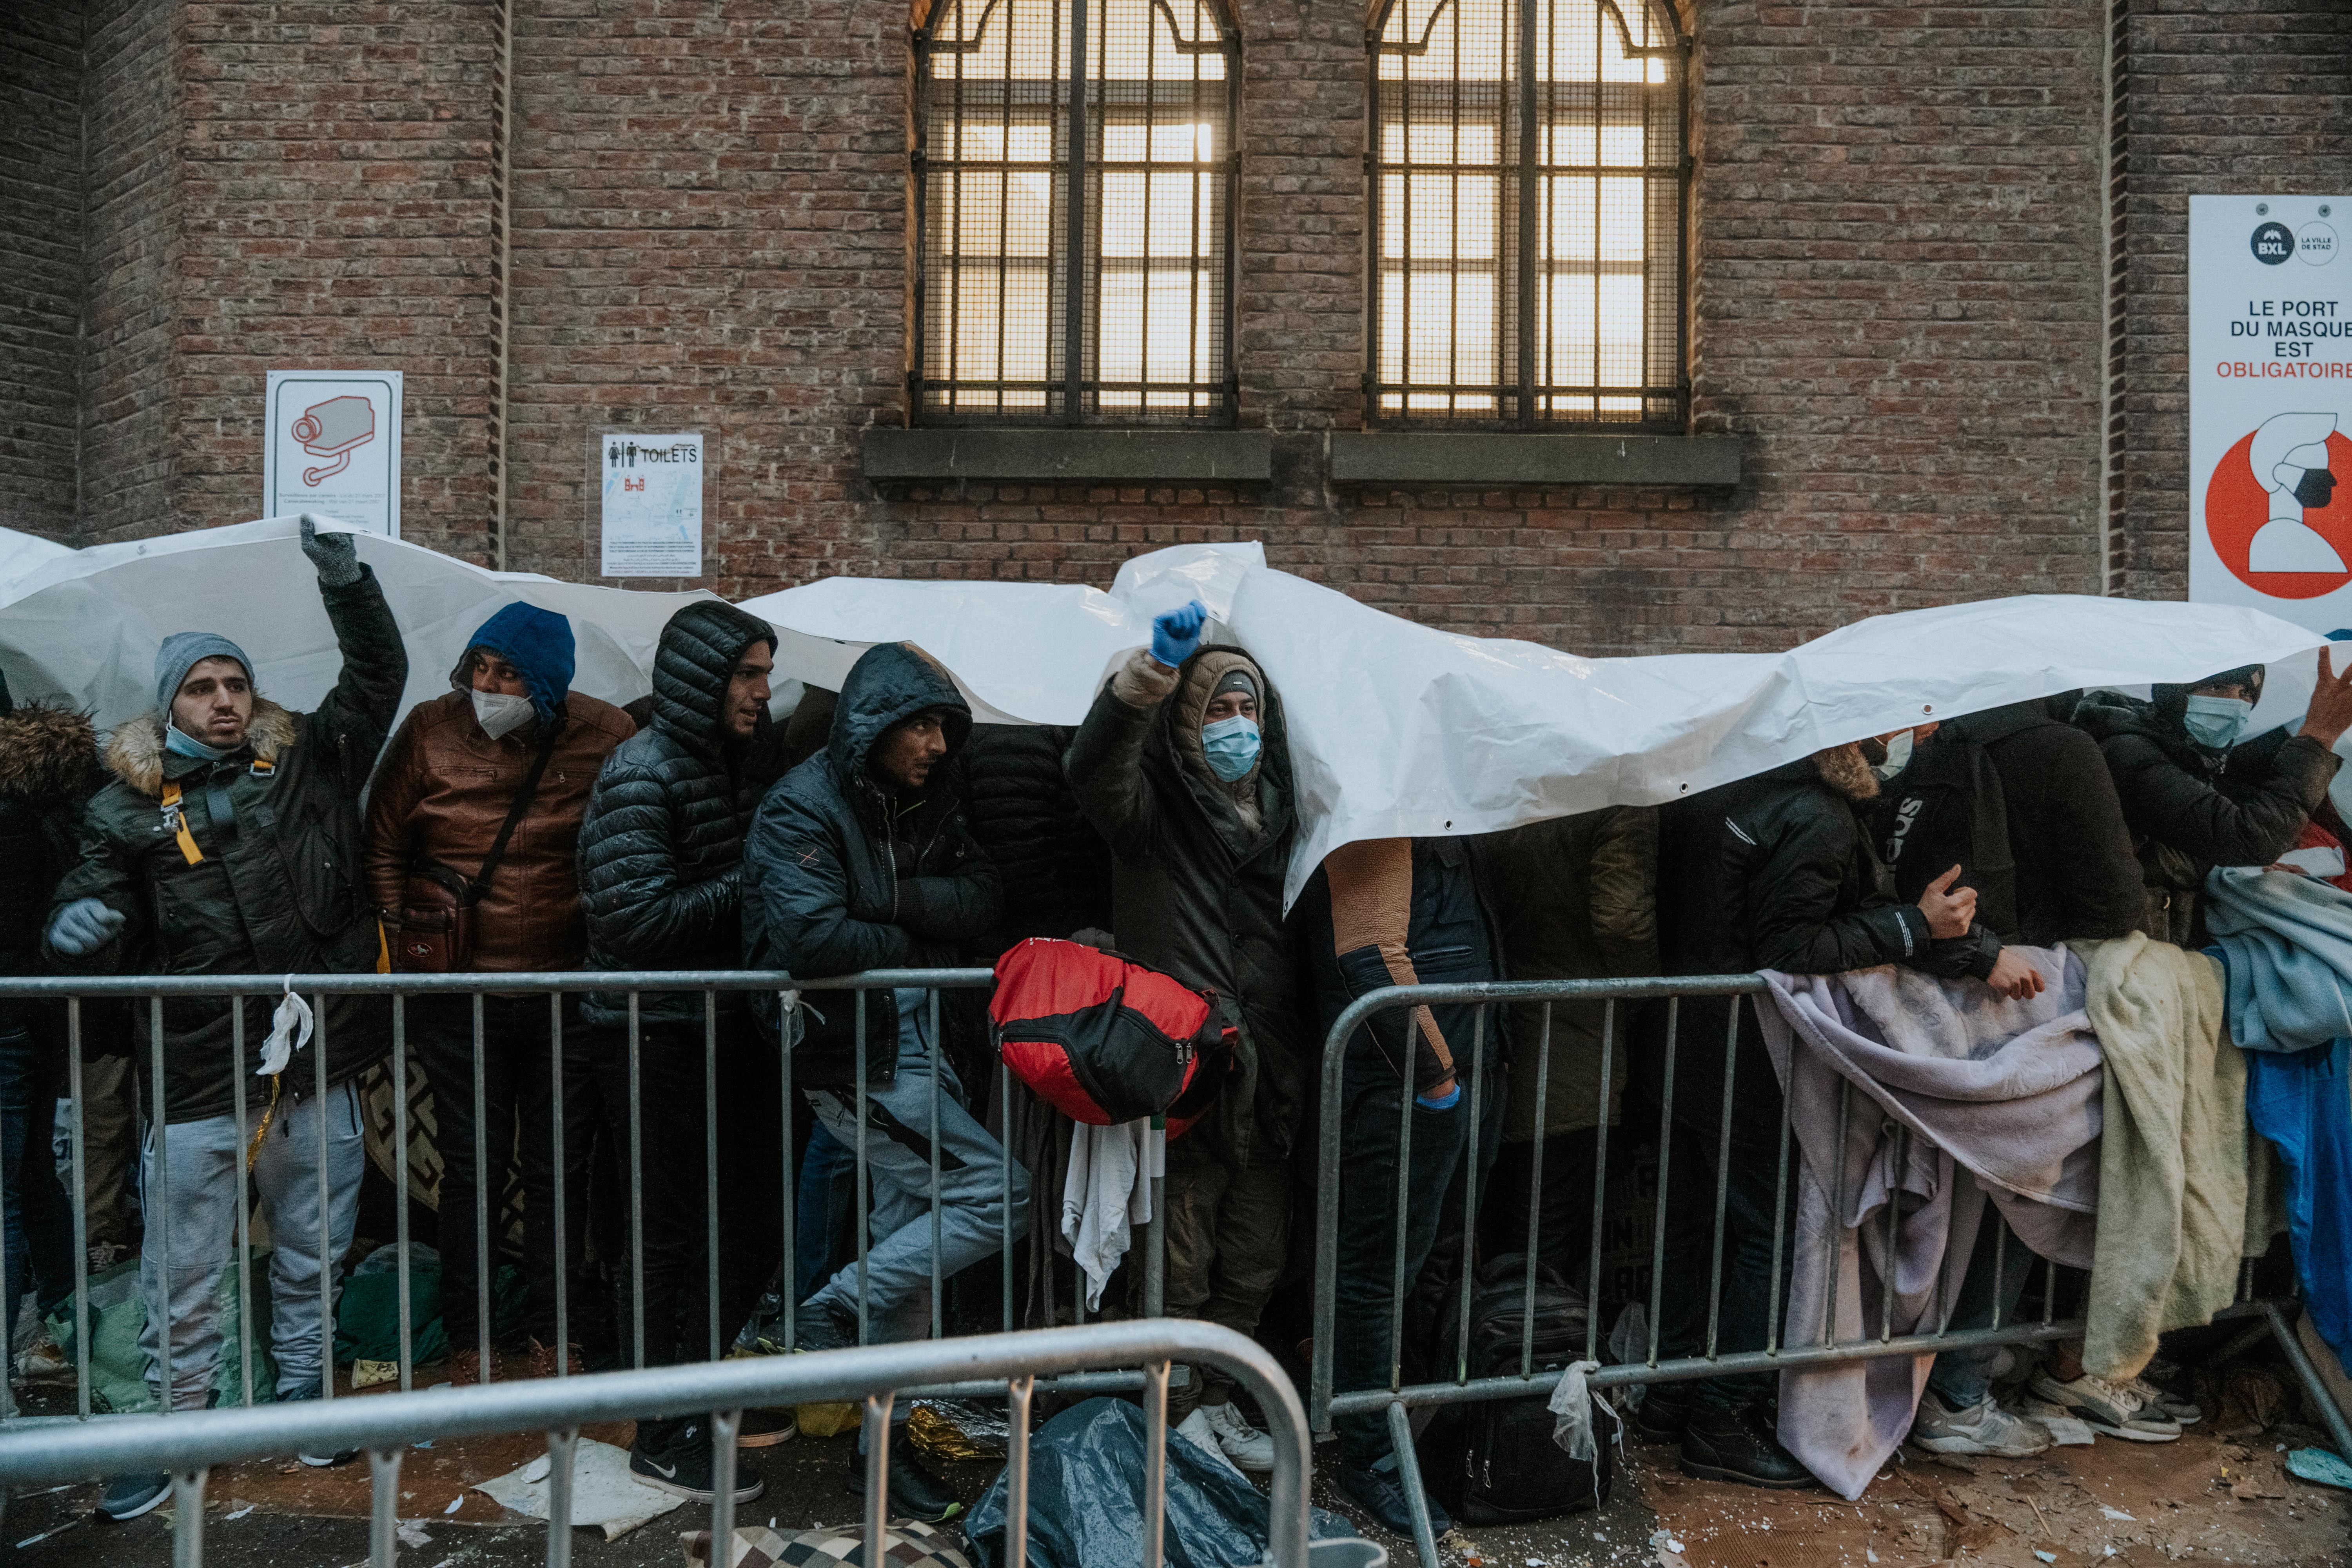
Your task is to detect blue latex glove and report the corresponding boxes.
[1150,600,1208,669]
[47,898,125,957]
[1415,1081,1463,1111]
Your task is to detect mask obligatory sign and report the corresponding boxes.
[263,370,403,538]
[2190,195,2352,628]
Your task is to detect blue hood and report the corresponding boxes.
[458,602,575,724]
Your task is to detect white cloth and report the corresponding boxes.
[1060,1119,1158,1309]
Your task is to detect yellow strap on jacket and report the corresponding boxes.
[159,782,203,866]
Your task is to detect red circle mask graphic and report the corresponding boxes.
[2209,428,2352,599]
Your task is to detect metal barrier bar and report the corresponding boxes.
[1309,974,1768,1426]
[0,968,997,997]
[0,1320,1324,1568]
[5,965,1148,1442]
[1308,971,2329,1568]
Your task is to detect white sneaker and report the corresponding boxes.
[1201,1398,1276,1473]
[2027,1371,2180,1443]
[1174,1408,1246,1479]
[2124,1375,2201,1426]
[1909,1390,2053,1458]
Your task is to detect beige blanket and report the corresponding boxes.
[2077,933,2282,1379]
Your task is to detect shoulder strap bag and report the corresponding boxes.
[392,729,560,974]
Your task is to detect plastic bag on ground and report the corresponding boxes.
[334,1240,448,1367]
[963,1397,1355,1568]
[47,1252,275,1410]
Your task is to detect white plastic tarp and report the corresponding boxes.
[2,524,2334,910]
[0,515,712,733]
[0,527,74,598]
[748,544,2333,905]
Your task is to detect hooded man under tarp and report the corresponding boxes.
[576,597,781,1504]
[734,639,1013,1526]
[1065,601,1308,1475]
[45,518,408,1520]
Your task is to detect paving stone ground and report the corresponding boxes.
[7,1403,2346,1568]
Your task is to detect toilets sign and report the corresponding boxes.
[2192,195,2352,624]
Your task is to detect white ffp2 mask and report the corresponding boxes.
[471,688,536,740]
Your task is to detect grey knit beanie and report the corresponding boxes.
[155,632,253,717]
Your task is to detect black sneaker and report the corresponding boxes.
[276,1384,360,1468]
[1680,1402,1815,1490]
[1337,1459,1453,1539]
[629,1419,764,1504]
[845,1422,962,1524]
[731,1267,795,1357]
[793,1297,859,1356]
[738,1407,798,1447]
[1633,1382,1692,1441]
[98,1472,170,1521]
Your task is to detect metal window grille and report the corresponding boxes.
[1367,0,1688,427]
[914,0,1239,425]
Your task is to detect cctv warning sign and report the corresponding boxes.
[264,370,402,538]
[2191,196,2352,627]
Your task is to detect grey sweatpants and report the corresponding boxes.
[803,989,1030,1347]
[139,1078,365,1409]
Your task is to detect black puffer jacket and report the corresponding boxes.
[2073,691,2338,945]
[1065,646,1307,1166]
[743,642,1000,1085]
[1647,750,1997,1152]
[962,723,1111,953]
[581,601,777,1027]
[47,568,408,1123]
[1907,700,2146,948]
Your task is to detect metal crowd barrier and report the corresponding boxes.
[0,968,1161,1425]
[0,1318,1342,1568]
[1308,975,2345,1568]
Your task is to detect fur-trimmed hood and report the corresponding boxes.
[0,703,98,804]
[105,700,300,799]
[1811,741,1881,802]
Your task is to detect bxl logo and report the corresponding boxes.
[2253,220,2295,265]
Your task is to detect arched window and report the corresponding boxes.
[915,0,1238,424]
[1368,0,1687,426]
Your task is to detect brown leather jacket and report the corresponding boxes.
[364,690,635,973]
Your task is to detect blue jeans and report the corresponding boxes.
[0,1019,73,1368]
[1926,1210,2036,1409]
[794,1122,854,1306]
[1655,1120,1801,1414]
[1330,1031,1501,1470]
[802,989,1030,1346]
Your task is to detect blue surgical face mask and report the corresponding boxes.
[2182,694,2254,751]
[163,722,232,762]
[1201,714,1261,783]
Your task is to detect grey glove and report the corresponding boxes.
[299,515,363,588]
[48,898,125,957]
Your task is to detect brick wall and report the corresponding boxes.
[47,0,2352,654]
[2112,0,2352,601]
[80,0,179,544]
[162,1,498,555]
[0,6,86,540]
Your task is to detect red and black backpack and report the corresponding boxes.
[989,938,1236,1138]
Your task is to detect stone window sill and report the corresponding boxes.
[862,428,1272,483]
[1329,432,1740,487]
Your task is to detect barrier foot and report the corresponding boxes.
[2263,1302,2352,1462]
[1384,1400,1441,1568]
